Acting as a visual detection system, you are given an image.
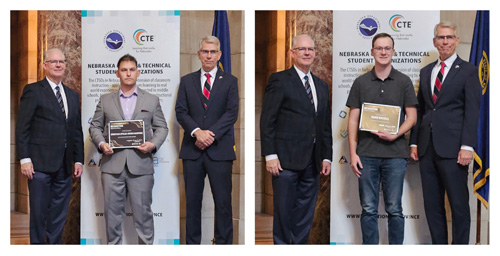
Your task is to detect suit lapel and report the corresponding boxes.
[61,83,72,120]
[312,73,322,112]
[437,57,463,99]
[191,70,207,110]
[289,68,315,113]
[131,87,145,120]
[423,61,436,106]
[112,89,126,120]
[41,78,66,121]
[208,69,224,107]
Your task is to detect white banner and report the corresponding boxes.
[330,11,440,244]
[80,10,180,245]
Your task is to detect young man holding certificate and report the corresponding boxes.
[346,33,417,244]
[89,54,168,244]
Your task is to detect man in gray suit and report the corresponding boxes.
[89,54,168,244]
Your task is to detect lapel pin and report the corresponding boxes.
[455,65,460,69]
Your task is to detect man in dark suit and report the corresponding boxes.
[409,21,481,244]
[260,34,332,244]
[175,35,239,244]
[16,48,84,244]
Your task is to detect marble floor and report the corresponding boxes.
[10,211,29,245]
[255,213,273,245]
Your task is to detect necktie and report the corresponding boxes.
[203,73,211,109]
[304,75,314,105]
[432,62,445,103]
[55,85,65,117]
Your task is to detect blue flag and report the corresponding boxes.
[212,10,231,74]
[470,10,489,209]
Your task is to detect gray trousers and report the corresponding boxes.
[102,166,154,244]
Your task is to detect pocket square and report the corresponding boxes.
[141,109,149,112]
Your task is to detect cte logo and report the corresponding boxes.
[389,14,412,32]
[134,29,154,45]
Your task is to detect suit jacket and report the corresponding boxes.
[260,67,333,172]
[175,69,239,161]
[409,56,481,158]
[89,87,168,175]
[16,78,84,174]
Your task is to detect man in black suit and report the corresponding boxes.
[16,48,84,244]
[409,21,481,244]
[260,34,332,244]
[175,35,239,244]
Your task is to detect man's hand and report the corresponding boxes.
[195,140,207,150]
[73,163,83,178]
[136,142,155,154]
[100,142,114,155]
[20,162,35,180]
[457,149,473,166]
[266,158,283,176]
[194,129,215,148]
[321,161,331,176]
[350,153,363,178]
[371,130,398,142]
[410,147,419,161]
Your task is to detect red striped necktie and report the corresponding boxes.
[203,73,211,109]
[432,62,445,103]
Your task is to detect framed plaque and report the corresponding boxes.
[359,103,401,135]
[108,120,145,149]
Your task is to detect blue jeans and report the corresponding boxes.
[358,157,407,244]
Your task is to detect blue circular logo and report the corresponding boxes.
[104,31,124,51]
[358,18,378,37]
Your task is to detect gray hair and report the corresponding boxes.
[434,21,457,37]
[199,36,220,51]
[44,48,65,61]
[291,34,315,48]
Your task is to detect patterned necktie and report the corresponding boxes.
[304,75,314,105]
[55,85,65,116]
[202,73,211,109]
[432,62,446,103]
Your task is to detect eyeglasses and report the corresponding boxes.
[45,60,66,65]
[373,47,393,52]
[435,35,456,41]
[293,47,315,53]
[200,50,219,55]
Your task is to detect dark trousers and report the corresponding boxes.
[28,163,72,244]
[272,155,319,244]
[183,152,233,244]
[419,137,470,244]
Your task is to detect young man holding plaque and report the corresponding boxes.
[346,33,417,244]
[89,54,168,244]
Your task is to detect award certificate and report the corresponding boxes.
[359,103,401,135]
[108,120,145,149]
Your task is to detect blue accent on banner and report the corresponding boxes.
[470,10,489,209]
[159,10,180,16]
[212,11,231,74]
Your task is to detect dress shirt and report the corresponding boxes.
[191,67,218,137]
[119,87,138,120]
